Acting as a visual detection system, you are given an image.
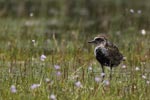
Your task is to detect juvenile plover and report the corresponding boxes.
[88,36,124,79]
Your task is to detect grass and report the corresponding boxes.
[0,18,150,100]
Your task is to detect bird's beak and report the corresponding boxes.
[88,40,95,43]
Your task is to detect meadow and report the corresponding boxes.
[0,0,150,100]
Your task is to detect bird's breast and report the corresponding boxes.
[94,46,108,57]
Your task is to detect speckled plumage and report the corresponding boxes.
[88,36,124,79]
[95,40,123,67]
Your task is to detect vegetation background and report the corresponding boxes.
[0,0,150,100]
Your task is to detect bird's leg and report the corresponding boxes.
[109,66,112,80]
[101,65,105,81]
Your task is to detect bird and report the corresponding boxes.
[88,36,124,80]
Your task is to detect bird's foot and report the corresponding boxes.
[101,73,105,82]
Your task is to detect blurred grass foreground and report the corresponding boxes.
[0,0,150,100]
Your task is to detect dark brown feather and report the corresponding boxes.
[96,40,123,67]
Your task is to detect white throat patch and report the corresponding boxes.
[94,46,100,56]
[94,44,108,56]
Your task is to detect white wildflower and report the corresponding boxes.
[135,67,140,71]
[103,80,110,86]
[75,81,82,88]
[30,84,40,90]
[137,10,142,14]
[45,78,50,83]
[130,9,134,13]
[10,85,17,93]
[95,77,101,82]
[146,81,150,84]
[32,40,35,43]
[142,75,146,79]
[54,65,60,70]
[101,72,105,77]
[88,66,92,71]
[40,54,47,61]
[141,29,146,35]
[30,13,34,17]
[56,71,61,76]
[122,65,126,69]
[50,94,56,100]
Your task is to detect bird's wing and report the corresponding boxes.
[106,41,119,52]
[106,42,123,63]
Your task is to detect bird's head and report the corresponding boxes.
[88,36,107,46]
